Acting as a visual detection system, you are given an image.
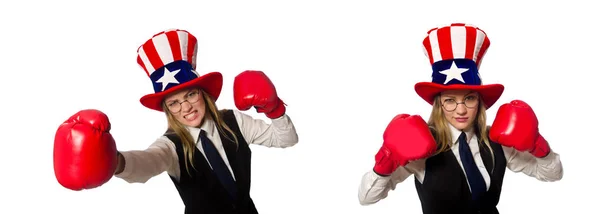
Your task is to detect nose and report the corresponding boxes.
[455,103,467,115]
[180,101,193,112]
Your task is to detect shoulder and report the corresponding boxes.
[219,108,234,114]
[158,134,175,142]
[218,108,241,119]
[482,125,498,145]
[217,109,246,131]
[480,127,507,156]
[158,131,181,148]
[428,126,437,135]
[218,108,237,122]
[220,108,255,122]
[427,126,440,143]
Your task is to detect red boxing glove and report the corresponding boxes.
[489,100,550,158]
[234,70,286,119]
[53,109,118,191]
[373,114,437,176]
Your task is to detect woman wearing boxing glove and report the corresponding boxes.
[54,29,298,214]
[357,23,563,214]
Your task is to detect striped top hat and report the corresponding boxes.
[414,23,504,109]
[137,29,223,112]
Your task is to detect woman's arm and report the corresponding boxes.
[113,137,180,183]
[358,165,416,205]
[504,146,563,182]
[233,110,299,148]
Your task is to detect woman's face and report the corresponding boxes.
[440,90,480,131]
[164,88,206,128]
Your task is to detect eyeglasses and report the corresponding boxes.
[165,90,201,113]
[442,96,479,111]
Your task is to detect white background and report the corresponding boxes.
[0,0,596,213]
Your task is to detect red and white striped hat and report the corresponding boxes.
[136,29,223,112]
[414,23,504,109]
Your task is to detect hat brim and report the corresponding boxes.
[414,82,504,109]
[140,72,223,112]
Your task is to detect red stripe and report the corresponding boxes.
[476,35,490,66]
[476,27,486,34]
[152,30,167,37]
[142,38,163,71]
[186,32,197,67]
[465,27,476,60]
[136,56,149,76]
[165,31,182,62]
[427,27,438,34]
[422,37,433,65]
[451,23,465,26]
[437,27,453,60]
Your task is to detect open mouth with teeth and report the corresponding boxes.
[184,110,199,121]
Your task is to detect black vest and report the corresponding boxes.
[415,134,507,214]
[165,110,258,214]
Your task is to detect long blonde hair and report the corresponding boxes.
[162,89,239,176]
[427,95,493,157]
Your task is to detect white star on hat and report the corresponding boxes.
[156,67,180,91]
[439,61,469,84]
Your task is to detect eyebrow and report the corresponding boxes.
[165,90,198,103]
[465,92,478,97]
[165,99,178,104]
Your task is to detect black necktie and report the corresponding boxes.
[199,130,237,199]
[458,131,486,200]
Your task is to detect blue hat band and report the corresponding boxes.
[150,60,199,93]
[431,59,481,86]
